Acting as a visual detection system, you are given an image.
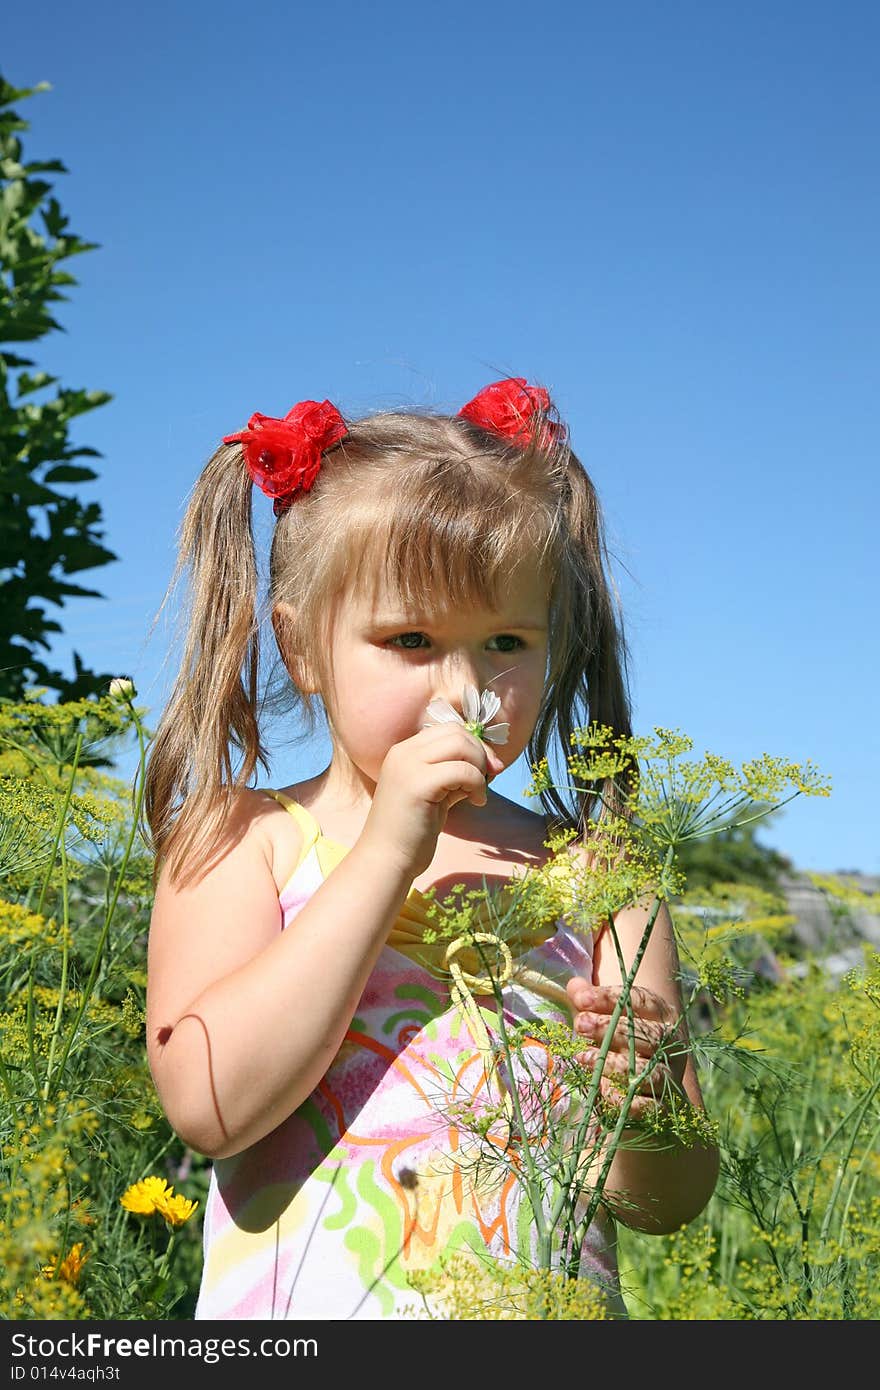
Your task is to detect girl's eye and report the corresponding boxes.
[386,632,524,652]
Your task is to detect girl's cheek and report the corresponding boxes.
[501,680,543,735]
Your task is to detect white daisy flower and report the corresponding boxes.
[108,676,135,701]
[424,684,510,745]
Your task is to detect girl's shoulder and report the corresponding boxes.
[234,786,306,897]
[157,786,305,899]
[219,786,556,901]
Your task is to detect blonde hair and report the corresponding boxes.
[144,393,633,882]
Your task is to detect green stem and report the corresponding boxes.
[573,1066,654,1244]
[24,949,42,1099]
[549,847,676,1240]
[47,706,148,1099]
[41,834,72,1099]
[35,734,83,919]
[836,1110,880,1244]
[155,1229,176,1282]
[708,791,803,837]
[818,1075,880,1245]
[473,935,550,1259]
[0,1037,15,1102]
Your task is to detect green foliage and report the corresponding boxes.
[1,703,873,1319]
[0,690,204,1319]
[407,725,866,1317]
[0,75,117,701]
[617,948,880,1318]
[408,1251,612,1319]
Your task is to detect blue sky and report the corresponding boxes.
[5,1,878,874]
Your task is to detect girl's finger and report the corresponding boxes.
[570,982,673,1024]
[574,1011,668,1059]
[414,723,492,775]
[581,1051,675,1103]
[598,1082,667,1124]
[424,761,491,809]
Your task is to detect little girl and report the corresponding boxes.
[144,376,719,1321]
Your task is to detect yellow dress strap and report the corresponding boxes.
[263,790,349,879]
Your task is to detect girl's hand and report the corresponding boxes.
[567,978,687,1122]
[360,724,506,879]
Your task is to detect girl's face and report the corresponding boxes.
[321,564,551,796]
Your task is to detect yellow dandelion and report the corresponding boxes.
[42,1243,89,1286]
[157,1192,199,1227]
[120,1175,198,1226]
[119,1175,172,1215]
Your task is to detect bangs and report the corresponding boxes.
[268,412,575,703]
[337,473,561,615]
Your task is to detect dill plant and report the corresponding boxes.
[4,689,871,1320]
[617,933,880,1320]
[0,688,202,1318]
[409,724,842,1319]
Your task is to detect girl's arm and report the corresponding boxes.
[146,791,415,1159]
[147,722,503,1160]
[572,897,720,1234]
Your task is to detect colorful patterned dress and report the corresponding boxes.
[194,794,627,1320]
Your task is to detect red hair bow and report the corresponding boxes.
[224,399,347,514]
[457,377,566,449]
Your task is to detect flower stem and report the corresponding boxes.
[47,705,148,1101]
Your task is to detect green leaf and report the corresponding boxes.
[42,464,98,484]
[16,370,57,396]
[0,73,115,701]
[0,79,53,107]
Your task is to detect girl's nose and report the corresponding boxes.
[432,654,485,711]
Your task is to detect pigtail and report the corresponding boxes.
[143,443,267,882]
[529,454,635,839]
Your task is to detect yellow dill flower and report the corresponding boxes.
[0,897,69,950]
[120,1175,172,1215]
[42,1242,89,1286]
[408,1252,610,1320]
